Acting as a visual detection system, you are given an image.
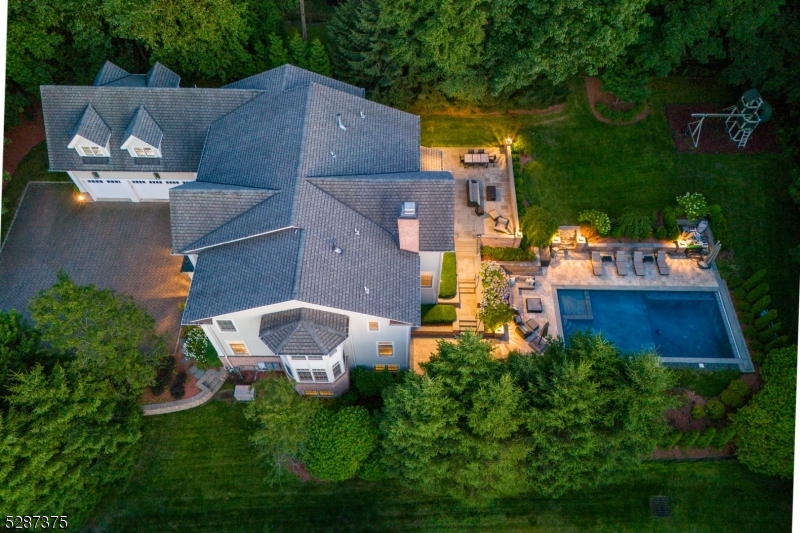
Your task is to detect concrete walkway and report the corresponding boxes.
[142,367,228,416]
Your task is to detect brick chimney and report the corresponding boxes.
[397,202,419,253]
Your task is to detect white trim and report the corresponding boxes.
[228,340,250,355]
[368,320,380,332]
[377,341,394,357]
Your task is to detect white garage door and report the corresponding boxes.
[82,179,132,200]
[130,179,187,201]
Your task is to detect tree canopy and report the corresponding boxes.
[733,346,797,478]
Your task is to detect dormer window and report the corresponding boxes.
[121,106,164,160]
[133,147,157,157]
[81,146,105,156]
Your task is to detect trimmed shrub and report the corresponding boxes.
[721,388,745,409]
[357,452,389,481]
[663,207,680,240]
[734,300,752,313]
[615,211,652,240]
[712,426,736,449]
[691,403,706,420]
[754,310,778,331]
[578,209,611,236]
[746,283,769,304]
[421,304,457,324]
[654,226,667,240]
[707,205,730,244]
[595,101,645,122]
[742,269,768,292]
[676,192,708,220]
[661,430,683,450]
[694,427,717,449]
[705,399,725,420]
[678,430,699,448]
[175,371,188,385]
[750,295,771,314]
[757,322,781,343]
[732,287,747,301]
[305,406,378,481]
[170,382,185,400]
[728,379,751,397]
[439,252,457,299]
[150,383,166,397]
[481,246,536,261]
[765,336,788,352]
[750,351,766,366]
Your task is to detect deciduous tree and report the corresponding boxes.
[305,406,377,481]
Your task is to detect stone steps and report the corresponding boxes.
[458,281,475,294]
[142,367,229,416]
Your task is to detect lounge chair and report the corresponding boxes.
[656,250,670,275]
[591,251,604,276]
[495,217,511,233]
[528,334,547,354]
[487,209,500,220]
[633,251,645,276]
[615,251,629,276]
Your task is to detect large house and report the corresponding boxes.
[42,61,455,396]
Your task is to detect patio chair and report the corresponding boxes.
[615,251,629,276]
[489,154,497,164]
[633,251,645,276]
[494,217,511,234]
[487,209,500,220]
[591,251,604,276]
[477,148,485,154]
[657,250,670,275]
[468,149,475,154]
[459,154,465,165]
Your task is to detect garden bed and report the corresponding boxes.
[584,77,649,125]
[421,304,457,324]
[438,252,457,299]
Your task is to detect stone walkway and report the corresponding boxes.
[142,367,228,416]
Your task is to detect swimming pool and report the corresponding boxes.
[556,289,736,359]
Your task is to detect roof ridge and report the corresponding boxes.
[302,180,400,239]
[287,84,315,227]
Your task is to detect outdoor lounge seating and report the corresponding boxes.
[528,334,547,354]
[657,250,670,275]
[633,251,645,276]
[591,251,604,276]
[467,180,480,206]
[495,216,511,233]
[487,209,500,220]
[615,251,628,276]
[525,297,543,313]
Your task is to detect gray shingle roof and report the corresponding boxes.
[420,146,444,171]
[94,61,131,86]
[196,83,420,191]
[293,182,420,324]
[259,307,349,355]
[309,172,455,251]
[222,64,364,98]
[71,105,111,147]
[181,229,303,323]
[169,181,278,253]
[102,74,147,87]
[42,86,262,172]
[122,106,164,148]
[146,63,180,88]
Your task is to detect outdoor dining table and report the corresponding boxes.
[464,153,490,164]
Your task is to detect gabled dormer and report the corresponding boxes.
[67,105,111,158]
[120,106,164,159]
[146,62,181,88]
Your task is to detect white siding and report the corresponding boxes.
[419,251,444,304]
[67,170,196,202]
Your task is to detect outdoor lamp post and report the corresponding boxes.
[505,137,513,146]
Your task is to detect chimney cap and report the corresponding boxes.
[399,201,417,219]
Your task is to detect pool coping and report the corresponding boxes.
[550,279,754,373]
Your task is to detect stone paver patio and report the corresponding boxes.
[0,182,188,340]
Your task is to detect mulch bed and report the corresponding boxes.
[140,343,201,405]
[3,105,46,176]
[665,104,781,154]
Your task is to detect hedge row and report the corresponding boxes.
[481,246,536,261]
[421,304,457,324]
[661,426,735,451]
[438,252,457,299]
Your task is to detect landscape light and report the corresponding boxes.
[505,137,513,145]
[76,194,85,202]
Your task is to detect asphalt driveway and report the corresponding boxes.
[0,182,188,340]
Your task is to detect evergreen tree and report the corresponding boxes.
[380,333,531,503]
[288,32,308,69]
[267,33,289,68]
[307,37,332,77]
[0,310,59,404]
[508,333,674,497]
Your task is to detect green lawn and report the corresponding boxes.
[85,400,792,532]
[2,141,69,241]
[421,77,800,339]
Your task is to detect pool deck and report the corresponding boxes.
[515,252,753,371]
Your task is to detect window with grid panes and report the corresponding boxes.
[216,320,236,332]
[228,342,248,354]
[332,362,342,378]
[297,369,313,382]
[312,369,329,382]
[378,342,394,357]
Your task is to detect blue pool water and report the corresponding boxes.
[557,289,735,358]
